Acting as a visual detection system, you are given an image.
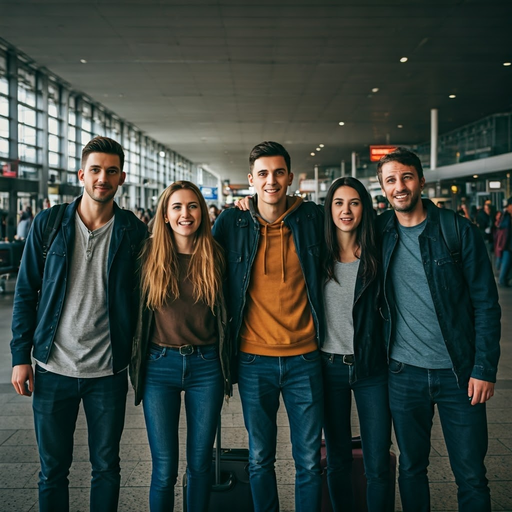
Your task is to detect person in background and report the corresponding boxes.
[497,197,512,287]
[209,204,220,225]
[130,181,231,512]
[322,177,392,511]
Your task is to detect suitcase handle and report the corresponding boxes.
[212,471,237,493]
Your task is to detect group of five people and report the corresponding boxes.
[11,136,500,512]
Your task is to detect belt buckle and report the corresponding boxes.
[342,355,354,366]
[179,345,194,356]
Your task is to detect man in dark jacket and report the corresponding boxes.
[213,141,325,512]
[376,147,500,512]
[11,137,147,512]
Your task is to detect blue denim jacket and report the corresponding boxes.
[11,197,148,373]
[377,200,501,384]
[212,197,325,350]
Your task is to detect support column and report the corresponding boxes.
[431,108,438,171]
[351,151,357,178]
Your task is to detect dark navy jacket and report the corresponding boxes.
[377,200,501,384]
[212,197,325,350]
[11,197,148,373]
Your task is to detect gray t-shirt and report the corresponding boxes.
[36,212,115,377]
[389,219,452,369]
[322,259,360,355]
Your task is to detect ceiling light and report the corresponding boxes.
[319,144,324,148]
[372,88,379,93]
[449,94,456,99]
[316,147,321,151]
[159,151,165,157]
[310,152,315,156]
[397,124,403,128]
[400,57,408,63]
[504,62,512,66]
[473,174,479,178]
[338,121,345,126]
[80,59,87,64]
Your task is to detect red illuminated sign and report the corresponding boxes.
[370,145,397,162]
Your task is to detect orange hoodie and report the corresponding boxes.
[239,197,317,356]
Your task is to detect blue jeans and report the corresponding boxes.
[499,249,511,285]
[238,350,324,512]
[388,359,490,512]
[142,343,224,512]
[32,365,128,512]
[321,353,392,512]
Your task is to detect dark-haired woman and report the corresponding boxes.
[130,181,231,512]
[321,177,392,511]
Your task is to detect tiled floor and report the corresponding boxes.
[0,276,511,511]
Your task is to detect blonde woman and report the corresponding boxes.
[130,181,231,512]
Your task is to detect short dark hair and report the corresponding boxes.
[249,141,291,173]
[81,136,125,171]
[376,147,423,184]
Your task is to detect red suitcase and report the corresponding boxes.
[321,436,396,512]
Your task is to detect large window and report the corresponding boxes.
[0,52,8,158]
[0,38,210,210]
[18,66,40,165]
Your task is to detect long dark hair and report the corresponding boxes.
[323,177,378,284]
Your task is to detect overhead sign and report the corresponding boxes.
[200,186,218,200]
[2,163,17,178]
[369,145,397,162]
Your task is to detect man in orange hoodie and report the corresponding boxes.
[213,141,325,512]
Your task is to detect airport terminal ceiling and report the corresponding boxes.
[0,0,511,183]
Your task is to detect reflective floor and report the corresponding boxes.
[0,275,511,511]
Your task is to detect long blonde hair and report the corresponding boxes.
[140,181,225,311]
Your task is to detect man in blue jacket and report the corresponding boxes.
[11,136,147,512]
[213,141,325,512]
[376,147,501,512]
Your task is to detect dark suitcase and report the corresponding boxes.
[183,415,254,511]
[321,436,396,512]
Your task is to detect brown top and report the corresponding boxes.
[239,197,317,356]
[151,253,218,347]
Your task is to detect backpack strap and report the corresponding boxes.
[438,208,461,265]
[42,203,68,261]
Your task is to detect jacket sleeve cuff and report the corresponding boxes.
[12,351,32,367]
[470,365,497,383]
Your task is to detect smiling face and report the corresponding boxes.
[165,188,202,246]
[248,155,293,212]
[78,152,125,204]
[331,186,363,234]
[380,161,425,214]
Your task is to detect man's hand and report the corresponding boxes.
[468,377,494,405]
[12,364,34,397]
[234,196,251,211]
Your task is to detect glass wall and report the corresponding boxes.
[0,38,208,234]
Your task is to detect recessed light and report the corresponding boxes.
[400,57,408,63]
[338,121,345,126]
[80,59,87,64]
[397,124,403,128]
[310,152,315,156]
[449,94,456,99]
[504,62,512,67]
[473,174,479,178]
[316,147,321,151]
[319,144,324,148]
[372,88,379,93]
[159,151,165,157]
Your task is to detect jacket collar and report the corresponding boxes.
[383,198,438,236]
[61,196,134,231]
